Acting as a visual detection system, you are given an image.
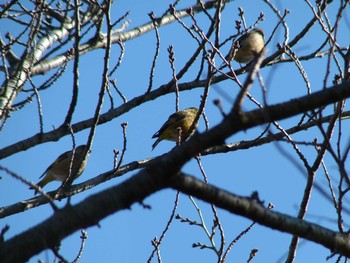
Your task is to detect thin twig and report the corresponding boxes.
[147,12,161,93]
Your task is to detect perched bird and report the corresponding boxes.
[152,107,199,150]
[31,145,90,194]
[226,28,265,64]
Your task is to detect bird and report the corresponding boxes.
[152,107,199,150]
[31,145,90,194]
[225,28,265,64]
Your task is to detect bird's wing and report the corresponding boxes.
[236,32,247,45]
[152,112,187,138]
[39,149,72,178]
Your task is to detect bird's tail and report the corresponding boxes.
[152,138,161,151]
[30,175,52,195]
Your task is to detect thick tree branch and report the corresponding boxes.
[2,161,350,262]
[30,1,223,76]
[170,173,350,257]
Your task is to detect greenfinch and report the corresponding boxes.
[226,28,265,64]
[31,145,90,194]
[152,107,199,150]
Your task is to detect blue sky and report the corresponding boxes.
[1,1,350,262]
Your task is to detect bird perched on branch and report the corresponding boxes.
[30,145,90,194]
[225,28,265,64]
[152,107,199,150]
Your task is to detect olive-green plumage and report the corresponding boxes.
[226,28,265,64]
[31,145,90,194]
[152,107,199,150]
